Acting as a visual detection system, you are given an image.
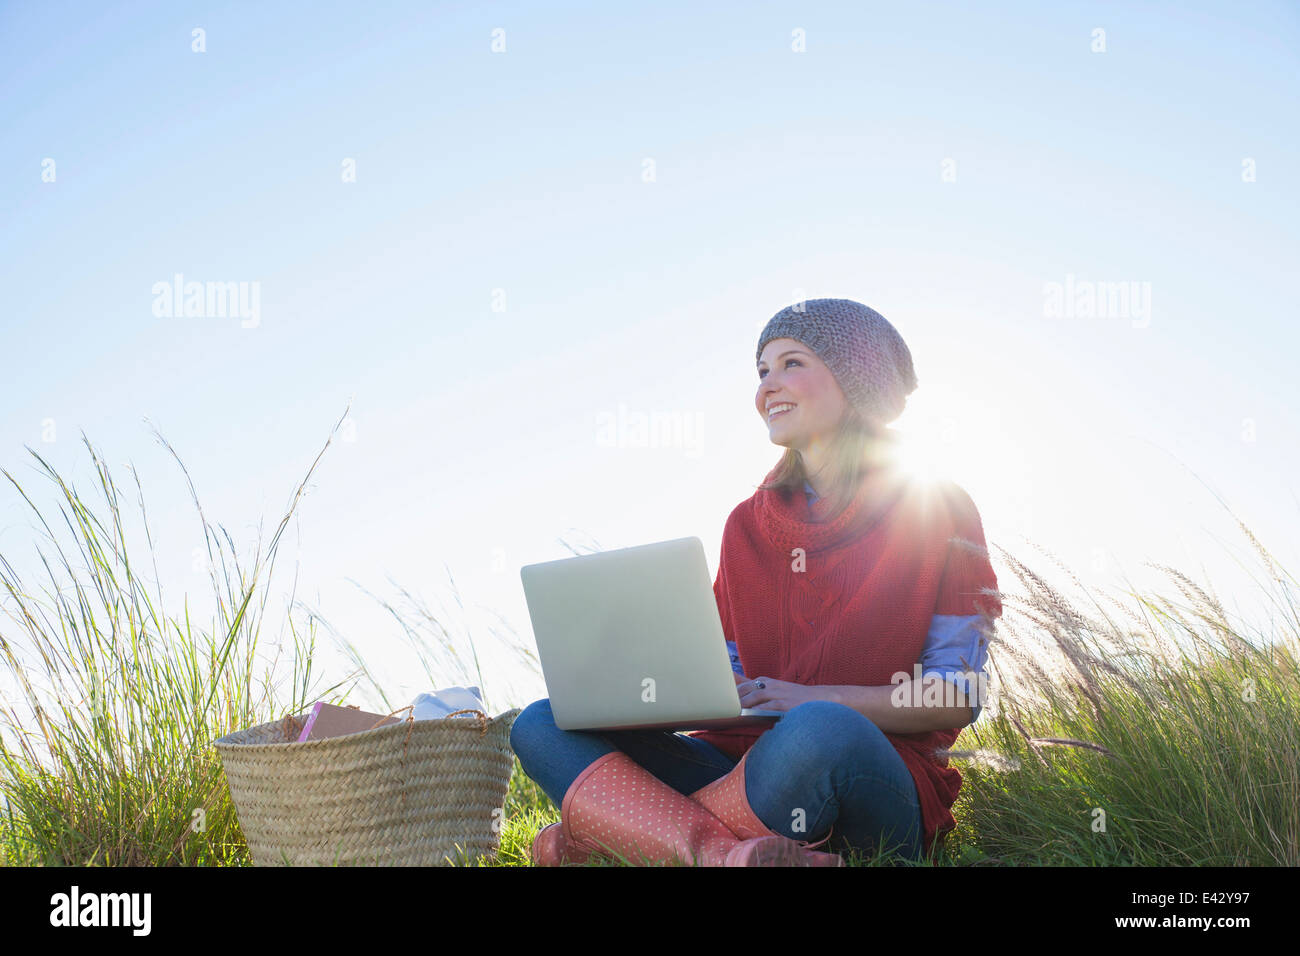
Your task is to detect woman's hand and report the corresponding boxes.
[734,673,832,712]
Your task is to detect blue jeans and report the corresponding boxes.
[510,698,924,860]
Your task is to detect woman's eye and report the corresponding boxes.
[758,358,801,379]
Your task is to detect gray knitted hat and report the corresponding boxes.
[756,298,918,426]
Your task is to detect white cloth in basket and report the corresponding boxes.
[409,686,488,721]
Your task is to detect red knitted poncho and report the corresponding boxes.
[689,439,1002,856]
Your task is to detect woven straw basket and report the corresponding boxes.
[215,707,521,866]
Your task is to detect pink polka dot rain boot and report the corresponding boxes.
[535,750,833,866]
[688,750,843,866]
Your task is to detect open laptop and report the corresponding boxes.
[520,536,783,731]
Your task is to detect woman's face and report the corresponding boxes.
[755,337,849,452]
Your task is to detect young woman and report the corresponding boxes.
[510,298,1003,866]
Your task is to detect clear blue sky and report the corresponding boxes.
[2,1,1298,714]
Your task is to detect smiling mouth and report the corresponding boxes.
[767,404,796,422]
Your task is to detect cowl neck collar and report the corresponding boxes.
[754,430,910,555]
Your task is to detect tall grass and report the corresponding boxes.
[0,415,355,865]
[942,520,1300,866]
[0,417,1296,866]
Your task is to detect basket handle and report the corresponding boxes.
[374,706,493,736]
[370,705,414,730]
[445,708,491,736]
[282,713,305,742]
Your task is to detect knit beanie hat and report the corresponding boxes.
[756,298,918,426]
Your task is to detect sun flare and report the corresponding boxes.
[891,427,952,485]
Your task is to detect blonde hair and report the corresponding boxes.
[756,406,896,522]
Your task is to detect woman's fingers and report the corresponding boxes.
[739,677,772,705]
